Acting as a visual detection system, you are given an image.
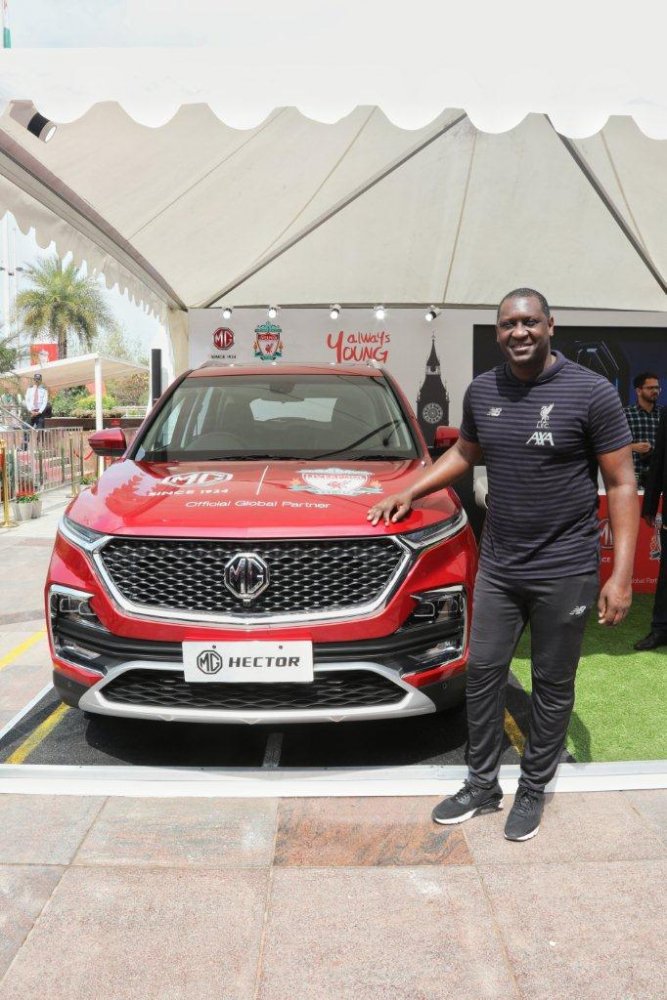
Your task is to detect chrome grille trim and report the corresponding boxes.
[93,535,412,626]
[79,661,437,724]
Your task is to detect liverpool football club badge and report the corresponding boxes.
[253,322,284,360]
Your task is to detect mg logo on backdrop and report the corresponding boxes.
[224,553,270,603]
[212,327,235,350]
[196,648,223,674]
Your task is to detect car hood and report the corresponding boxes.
[65,458,460,539]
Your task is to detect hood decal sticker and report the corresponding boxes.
[289,467,383,497]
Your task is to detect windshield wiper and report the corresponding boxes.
[344,453,411,461]
[209,454,292,461]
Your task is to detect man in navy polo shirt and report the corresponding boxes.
[368,289,638,841]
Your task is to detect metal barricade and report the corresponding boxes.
[0,427,97,500]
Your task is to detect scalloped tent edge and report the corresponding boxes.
[0,98,666,375]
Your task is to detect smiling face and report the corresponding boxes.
[496,294,554,380]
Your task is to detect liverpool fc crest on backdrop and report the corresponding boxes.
[254,322,284,360]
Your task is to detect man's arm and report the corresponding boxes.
[38,388,48,414]
[367,437,482,525]
[597,444,639,626]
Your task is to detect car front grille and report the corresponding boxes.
[101,668,405,711]
[98,537,405,619]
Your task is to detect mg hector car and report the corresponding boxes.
[46,363,477,725]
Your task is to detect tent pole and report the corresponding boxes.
[94,355,104,479]
[94,356,103,432]
[548,118,667,296]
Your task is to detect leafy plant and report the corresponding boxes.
[71,393,122,418]
[51,385,89,416]
[15,492,40,503]
[16,255,113,359]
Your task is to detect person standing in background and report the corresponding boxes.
[634,406,667,651]
[24,373,49,428]
[624,372,662,489]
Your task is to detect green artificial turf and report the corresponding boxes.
[510,594,667,763]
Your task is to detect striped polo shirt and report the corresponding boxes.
[460,351,632,579]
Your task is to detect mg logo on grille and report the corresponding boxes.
[196,648,223,674]
[224,553,270,604]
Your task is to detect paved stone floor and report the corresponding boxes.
[0,791,665,999]
[0,490,665,999]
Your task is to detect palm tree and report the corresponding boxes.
[0,328,18,375]
[15,255,113,359]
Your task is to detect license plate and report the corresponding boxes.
[182,641,314,683]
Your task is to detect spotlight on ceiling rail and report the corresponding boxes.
[329,304,341,320]
[424,307,439,322]
[374,305,386,321]
[267,306,278,319]
[221,306,232,319]
[9,101,57,143]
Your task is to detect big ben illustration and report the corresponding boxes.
[416,335,450,445]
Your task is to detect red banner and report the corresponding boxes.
[598,494,662,594]
[30,343,58,365]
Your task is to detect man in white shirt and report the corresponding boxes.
[24,373,49,428]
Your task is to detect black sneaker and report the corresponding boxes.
[504,787,544,841]
[432,780,503,825]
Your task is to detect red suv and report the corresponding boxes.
[46,363,477,725]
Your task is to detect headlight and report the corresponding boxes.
[401,508,467,550]
[49,586,102,631]
[59,515,104,552]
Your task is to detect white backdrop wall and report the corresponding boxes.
[189,307,667,428]
[188,308,482,431]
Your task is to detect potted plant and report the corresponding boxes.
[13,491,41,520]
[79,473,97,490]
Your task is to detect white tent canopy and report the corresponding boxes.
[1,103,665,316]
[7,353,149,430]
[0,5,666,371]
[1,0,666,137]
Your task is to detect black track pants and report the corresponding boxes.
[651,527,667,631]
[465,568,599,793]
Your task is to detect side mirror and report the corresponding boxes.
[89,427,127,457]
[430,425,459,457]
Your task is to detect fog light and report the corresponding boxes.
[58,639,102,662]
[405,636,464,672]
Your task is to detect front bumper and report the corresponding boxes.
[47,521,475,724]
[51,615,467,723]
[73,661,447,724]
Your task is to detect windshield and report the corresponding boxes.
[134,373,419,462]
